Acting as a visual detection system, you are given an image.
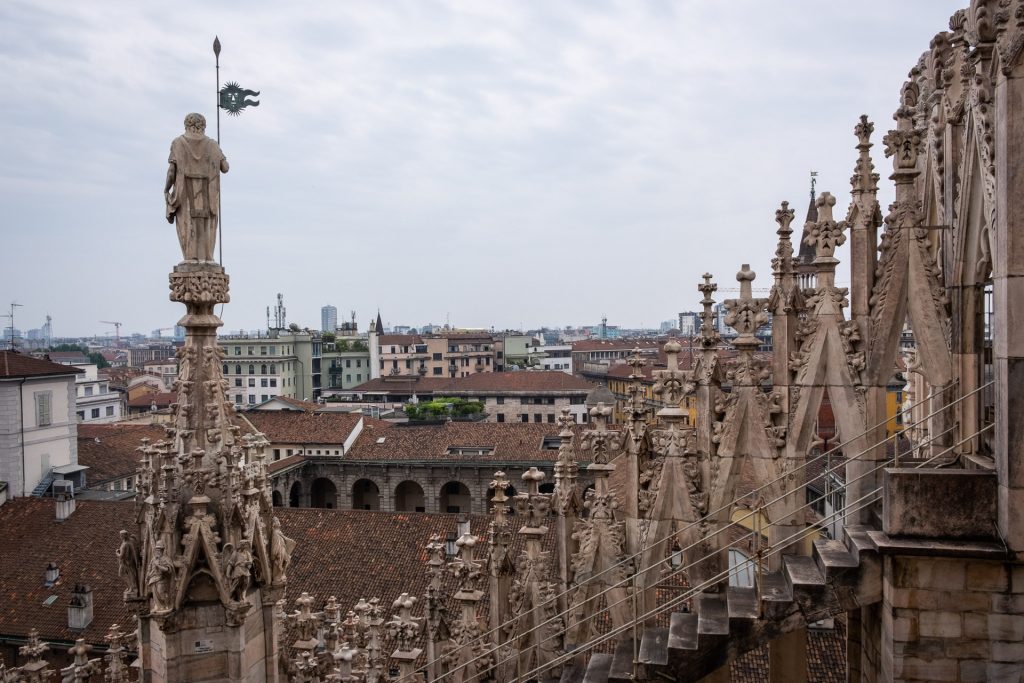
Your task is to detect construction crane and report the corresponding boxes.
[152,327,174,339]
[99,320,123,343]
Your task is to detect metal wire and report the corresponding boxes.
[407,383,986,683]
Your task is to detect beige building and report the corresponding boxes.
[369,326,498,380]
[0,352,84,497]
[218,329,323,405]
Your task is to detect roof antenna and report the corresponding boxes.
[810,170,818,201]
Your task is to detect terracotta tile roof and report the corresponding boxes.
[731,619,846,682]
[0,351,84,379]
[348,421,598,464]
[377,334,423,346]
[126,391,176,409]
[243,411,362,446]
[350,377,453,394]
[445,371,595,394]
[268,453,307,474]
[44,352,89,365]
[248,395,322,412]
[77,424,164,486]
[351,372,594,395]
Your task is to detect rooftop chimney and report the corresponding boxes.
[67,583,93,630]
[44,561,59,587]
[54,479,75,521]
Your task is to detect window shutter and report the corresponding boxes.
[36,392,52,426]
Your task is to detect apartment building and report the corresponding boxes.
[369,326,498,380]
[218,329,323,406]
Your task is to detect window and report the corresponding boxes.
[270,379,277,388]
[547,413,555,423]
[269,346,276,355]
[261,378,268,387]
[345,359,351,368]
[235,364,241,374]
[235,395,242,404]
[35,392,52,427]
[248,364,255,374]
[106,406,114,417]
[356,359,362,367]
[248,395,256,405]
[261,346,267,356]
[446,446,495,456]
[520,414,529,423]
[235,379,242,387]
[270,364,277,374]
[432,353,442,361]
[433,368,442,376]
[249,378,256,387]
[496,396,505,405]
[77,411,85,421]
[405,360,412,369]
[497,413,505,423]
[273,448,281,460]
[346,374,351,383]
[234,346,241,356]
[247,346,254,355]
[534,414,542,423]
[261,395,268,403]
[223,363,229,374]
[91,408,100,419]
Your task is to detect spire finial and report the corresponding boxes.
[810,170,818,201]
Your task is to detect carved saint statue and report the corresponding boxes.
[164,113,229,262]
[224,540,254,600]
[270,517,295,583]
[116,530,142,597]
[146,542,175,611]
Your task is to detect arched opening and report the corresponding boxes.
[352,479,381,510]
[311,478,338,509]
[439,481,472,514]
[394,480,425,512]
[289,481,302,508]
[272,490,283,507]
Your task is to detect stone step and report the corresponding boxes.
[668,612,699,652]
[559,663,586,683]
[813,538,859,581]
[783,554,826,594]
[637,626,669,667]
[727,585,759,621]
[696,593,729,636]
[843,524,879,558]
[582,653,613,683]
[758,569,794,604]
[607,639,634,683]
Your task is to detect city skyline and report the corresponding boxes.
[1,1,962,336]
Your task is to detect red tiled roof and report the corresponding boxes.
[351,372,594,395]
[243,411,362,446]
[0,351,84,379]
[445,371,594,394]
[126,391,176,409]
[348,420,596,463]
[77,424,164,485]
[268,453,307,474]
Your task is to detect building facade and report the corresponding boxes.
[0,352,82,497]
[218,329,323,405]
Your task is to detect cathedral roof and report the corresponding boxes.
[77,423,165,486]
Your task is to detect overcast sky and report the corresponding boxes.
[1,1,964,338]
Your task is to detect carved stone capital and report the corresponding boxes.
[169,264,231,306]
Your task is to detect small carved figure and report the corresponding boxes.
[165,113,229,262]
[116,530,141,597]
[146,542,175,611]
[270,517,295,583]
[226,539,254,599]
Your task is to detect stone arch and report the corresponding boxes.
[272,490,283,507]
[311,478,338,509]
[394,480,425,512]
[352,479,381,510]
[289,481,301,508]
[439,481,472,514]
